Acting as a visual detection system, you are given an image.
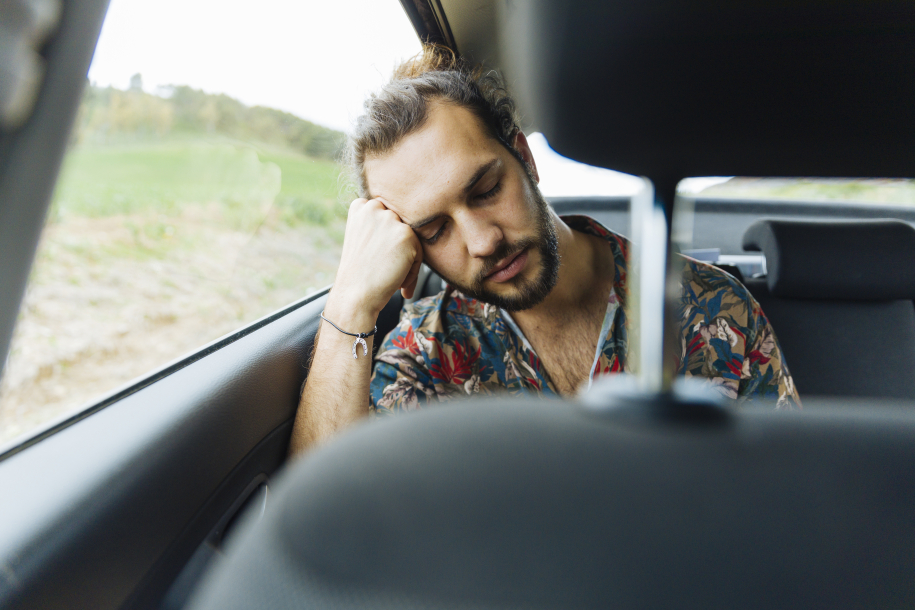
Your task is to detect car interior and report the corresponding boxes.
[0,0,913,609]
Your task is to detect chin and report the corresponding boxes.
[458,265,557,312]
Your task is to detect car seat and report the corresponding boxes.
[742,218,915,399]
[186,392,915,610]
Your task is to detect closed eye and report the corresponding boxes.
[476,180,502,201]
[423,180,500,245]
[423,221,448,245]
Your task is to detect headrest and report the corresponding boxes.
[187,398,915,609]
[496,1,915,185]
[742,219,915,300]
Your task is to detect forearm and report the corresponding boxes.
[288,197,423,455]
[288,299,378,456]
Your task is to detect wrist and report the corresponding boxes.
[324,290,379,332]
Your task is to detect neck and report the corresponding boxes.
[512,214,614,323]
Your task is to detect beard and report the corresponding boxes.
[430,175,560,312]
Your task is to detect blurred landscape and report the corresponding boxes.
[700,176,915,204]
[0,79,348,444]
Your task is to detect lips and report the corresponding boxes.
[485,248,529,283]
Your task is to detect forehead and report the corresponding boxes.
[364,103,502,220]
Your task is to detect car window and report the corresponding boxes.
[674,176,915,274]
[0,0,423,446]
[683,176,915,204]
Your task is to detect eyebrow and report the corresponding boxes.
[407,158,502,230]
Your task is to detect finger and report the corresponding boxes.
[400,242,423,299]
[410,231,423,265]
[346,198,369,227]
[374,197,411,226]
[401,257,423,299]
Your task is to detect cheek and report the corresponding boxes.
[501,177,539,229]
[426,241,471,278]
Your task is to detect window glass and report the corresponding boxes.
[0,0,422,444]
[675,176,915,269]
[683,177,915,204]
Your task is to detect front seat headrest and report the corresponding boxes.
[186,398,915,610]
[742,218,915,300]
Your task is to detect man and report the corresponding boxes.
[288,47,799,455]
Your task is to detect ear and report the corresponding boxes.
[511,131,540,184]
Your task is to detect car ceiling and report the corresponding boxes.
[402,0,915,205]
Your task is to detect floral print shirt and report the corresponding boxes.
[370,216,800,413]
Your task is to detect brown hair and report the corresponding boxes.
[344,44,522,197]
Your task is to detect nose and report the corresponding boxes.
[461,212,503,259]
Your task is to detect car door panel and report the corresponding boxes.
[0,292,327,610]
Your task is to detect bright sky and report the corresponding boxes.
[86,0,676,197]
[89,0,422,133]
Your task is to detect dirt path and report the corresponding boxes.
[0,211,342,444]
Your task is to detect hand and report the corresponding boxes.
[328,198,423,321]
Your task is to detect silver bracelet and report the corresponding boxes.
[320,312,377,359]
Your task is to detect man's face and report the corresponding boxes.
[363,102,559,311]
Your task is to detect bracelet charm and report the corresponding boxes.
[320,312,377,360]
[352,336,368,359]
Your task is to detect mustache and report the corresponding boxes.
[475,238,537,285]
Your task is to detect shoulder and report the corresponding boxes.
[681,256,750,299]
[679,256,756,320]
[371,288,502,414]
[561,214,629,257]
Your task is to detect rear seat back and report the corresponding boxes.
[743,219,915,399]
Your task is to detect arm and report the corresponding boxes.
[288,198,423,456]
[738,295,802,409]
[678,259,799,408]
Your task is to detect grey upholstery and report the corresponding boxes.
[745,278,915,399]
[188,398,915,610]
[500,0,915,190]
[743,219,915,300]
[742,219,915,399]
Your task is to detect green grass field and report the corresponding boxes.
[51,134,347,230]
